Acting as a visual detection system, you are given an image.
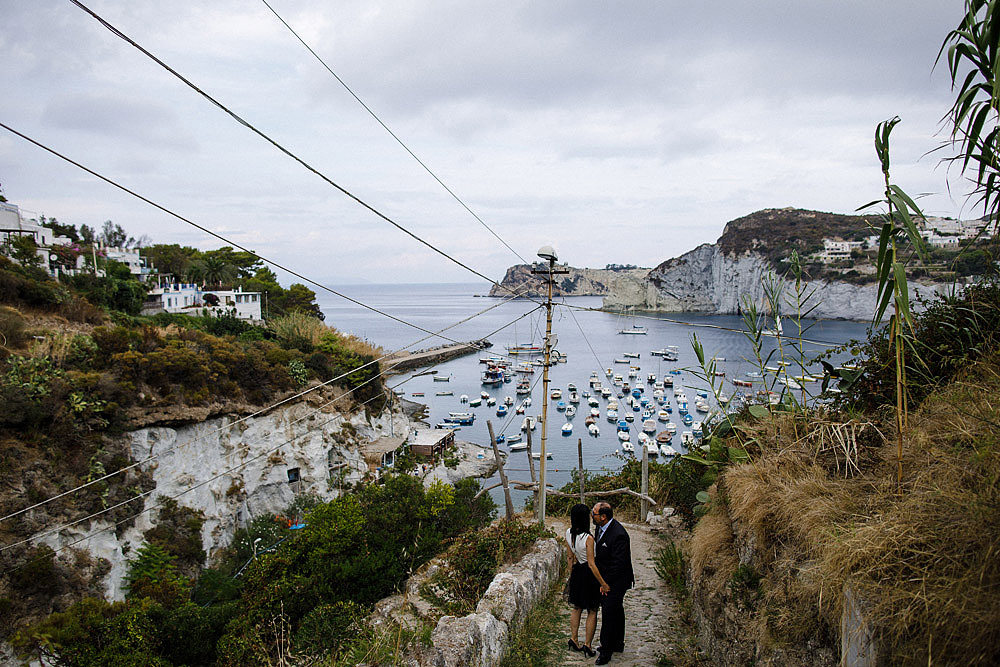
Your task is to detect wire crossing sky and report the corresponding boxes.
[0,0,973,285]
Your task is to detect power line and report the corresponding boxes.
[64,0,537,302]
[3,304,543,559]
[0,290,534,526]
[258,0,529,266]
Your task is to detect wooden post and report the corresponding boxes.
[577,438,585,504]
[641,443,649,521]
[487,420,515,521]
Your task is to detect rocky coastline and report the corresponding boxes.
[488,264,649,298]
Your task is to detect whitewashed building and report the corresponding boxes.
[143,283,263,322]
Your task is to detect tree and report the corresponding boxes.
[9,235,41,269]
[99,220,129,248]
[190,255,237,287]
[79,224,95,244]
[201,247,262,279]
[275,283,325,320]
[143,244,199,281]
[38,215,79,242]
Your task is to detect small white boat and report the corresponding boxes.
[469,397,482,407]
[486,397,496,406]
[623,352,640,359]
[621,440,634,452]
[561,422,573,435]
[460,394,468,403]
[657,410,670,421]
[435,391,453,396]
[504,396,514,406]
[531,451,554,460]
[569,392,580,404]
[680,431,695,446]
[588,423,600,436]
[590,407,600,417]
[660,443,679,457]
[618,430,630,442]
[566,405,577,417]
[588,397,600,407]
[433,375,451,382]
[643,419,657,434]
[551,389,563,399]
[509,441,527,451]
[521,416,537,431]
[506,433,522,444]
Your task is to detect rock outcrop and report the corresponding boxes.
[489,264,649,298]
[38,393,407,601]
[603,236,952,322]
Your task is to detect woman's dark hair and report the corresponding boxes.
[570,503,592,539]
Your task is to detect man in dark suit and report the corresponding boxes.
[591,501,634,665]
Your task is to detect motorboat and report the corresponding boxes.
[531,451,553,460]
[606,409,618,422]
[556,401,566,412]
[487,396,497,406]
[496,405,508,417]
[660,443,679,457]
[521,416,536,431]
[648,373,657,384]
[655,430,673,443]
[469,397,482,407]
[509,440,527,452]
[658,409,670,421]
[551,389,563,399]
[663,420,677,434]
[460,394,468,403]
[568,382,578,392]
[435,391,453,396]
[433,374,451,382]
[643,419,657,434]
[562,422,573,435]
[623,352,640,359]
[481,391,491,400]
[680,431,695,447]
[584,415,596,426]
[682,413,694,426]
[569,392,580,404]
[601,387,612,397]
[618,430,631,442]
[515,404,526,414]
[588,423,600,436]
[507,433,522,444]
[412,392,424,397]
[566,404,577,417]
[590,407,600,417]
[504,396,514,406]
[624,414,635,422]
[588,397,600,407]
[516,380,531,395]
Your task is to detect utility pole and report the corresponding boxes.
[532,246,567,525]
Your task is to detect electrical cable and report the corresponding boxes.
[0,289,534,525]
[258,0,530,267]
[63,0,540,304]
[3,303,543,559]
[0,120,491,344]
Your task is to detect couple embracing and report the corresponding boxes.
[564,501,634,665]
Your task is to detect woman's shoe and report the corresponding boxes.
[581,645,597,657]
[568,639,582,652]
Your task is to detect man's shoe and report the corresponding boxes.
[595,653,612,665]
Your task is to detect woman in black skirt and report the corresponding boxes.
[564,502,608,656]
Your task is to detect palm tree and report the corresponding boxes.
[190,255,236,288]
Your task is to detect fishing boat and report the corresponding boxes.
[486,396,496,406]
[516,380,531,395]
[469,397,482,407]
[621,439,634,452]
[481,367,505,386]
[435,391,453,396]
[607,410,619,423]
[623,352,640,359]
[588,423,600,436]
[551,388,562,399]
[411,392,424,397]
[655,430,673,443]
[433,374,452,382]
[496,405,508,417]
[566,404,577,417]
[556,401,566,412]
[660,443,679,457]
[506,344,543,356]
[643,419,657,434]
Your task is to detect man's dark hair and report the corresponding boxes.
[598,503,613,520]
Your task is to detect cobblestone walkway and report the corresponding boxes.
[550,519,694,667]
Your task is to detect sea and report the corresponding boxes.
[318,283,869,508]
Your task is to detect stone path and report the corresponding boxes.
[548,518,698,667]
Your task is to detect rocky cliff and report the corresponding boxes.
[602,209,951,321]
[38,394,407,601]
[489,264,649,298]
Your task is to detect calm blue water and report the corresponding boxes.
[319,283,868,507]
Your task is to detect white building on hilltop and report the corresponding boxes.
[0,202,74,273]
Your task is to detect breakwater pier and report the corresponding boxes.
[382,339,490,375]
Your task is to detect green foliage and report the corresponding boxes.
[293,601,365,656]
[8,235,41,269]
[939,0,1000,226]
[837,277,1000,411]
[124,543,190,607]
[429,520,550,613]
[0,305,27,348]
[287,358,308,387]
[653,538,687,596]
[728,564,762,610]
[65,272,146,316]
[142,498,206,577]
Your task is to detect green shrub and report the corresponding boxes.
[653,539,686,596]
[0,306,27,348]
[294,601,365,656]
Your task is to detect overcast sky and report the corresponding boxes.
[0,1,977,286]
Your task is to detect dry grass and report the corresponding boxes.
[268,313,383,358]
[687,354,1000,664]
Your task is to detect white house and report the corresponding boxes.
[143,283,263,322]
[816,238,864,263]
[0,202,74,273]
[105,246,155,278]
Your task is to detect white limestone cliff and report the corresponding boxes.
[602,244,949,321]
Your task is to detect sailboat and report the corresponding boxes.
[616,307,648,335]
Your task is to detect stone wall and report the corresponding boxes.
[373,537,563,667]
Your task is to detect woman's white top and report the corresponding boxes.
[565,528,591,564]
